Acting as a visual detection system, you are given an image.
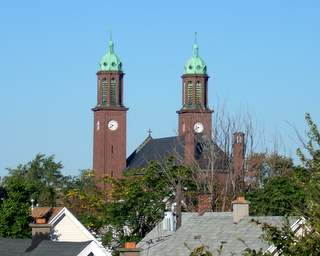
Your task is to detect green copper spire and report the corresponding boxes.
[184,32,207,75]
[98,33,122,72]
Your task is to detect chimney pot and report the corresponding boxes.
[125,242,136,249]
[35,218,47,224]
[118,242,141,256]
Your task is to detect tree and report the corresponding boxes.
[246,153,294,189]
[101,158,197,250]
[245,167,308,216]
[184,102,259,211]
[0,176,32,238]
[244,113,320,255]
[63,169,107,234]
[0,154,66,238]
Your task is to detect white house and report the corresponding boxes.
[31,207,111,256]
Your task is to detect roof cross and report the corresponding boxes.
[147,129,152,138]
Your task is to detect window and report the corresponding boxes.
[110,78,117,106]
[101,79,107,105]
[195,81,202,106]
[187,81,193,107]
[183,82,186,106]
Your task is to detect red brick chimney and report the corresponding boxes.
[232,132,245,181]
[118,242,141,256]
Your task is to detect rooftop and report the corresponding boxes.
[138,212,290,256]
[0,238,91,256]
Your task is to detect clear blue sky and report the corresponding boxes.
[0,0,319,177]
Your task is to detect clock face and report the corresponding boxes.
[107,120,118,131]
[194,122,204,133]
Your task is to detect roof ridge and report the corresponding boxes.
[151,135,179,141]
[136,136,153,153]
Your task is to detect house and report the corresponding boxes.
[31,207,110,255]
[125,198,299,256]
[0,207,110,256]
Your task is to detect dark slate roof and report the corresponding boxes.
[126,136,184,169]
[0,238,91,256]
[0,238,31,256]
[27,240,91,256]
[138,212,292,256]
[126,135,227,170]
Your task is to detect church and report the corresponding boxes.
[92,35,245,189]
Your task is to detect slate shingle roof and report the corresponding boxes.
[138,212,287,256]
[126,135,227,170]
[126,136,184,169]
[0,238,91,256]
[26,240,91,256]
[0,238,31,256]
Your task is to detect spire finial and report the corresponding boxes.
[109,30,112,41]
[108,30,114,54]
[192,32,199,57]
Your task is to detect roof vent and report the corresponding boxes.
[162,211,176,231]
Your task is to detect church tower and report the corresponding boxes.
[92,37,128,187]
[177,34,213,164]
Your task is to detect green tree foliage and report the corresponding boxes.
[0,154,66,238]
[244,113,320,255]
[246,153,294,188]
[102,158,196,250]
[63,169,106,234]
[188,244,213,256]
[246,168,308,216]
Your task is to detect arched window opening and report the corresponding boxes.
[183,82,186,107]
[195,81,202,106]
[187,81,193,107]
[101,79,107,105]
[110,78,117,106]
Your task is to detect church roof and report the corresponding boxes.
[126,135,227,170]
[126,136,185,169]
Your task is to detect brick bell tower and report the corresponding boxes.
[92,37,128,188]
[177,34,213,165]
